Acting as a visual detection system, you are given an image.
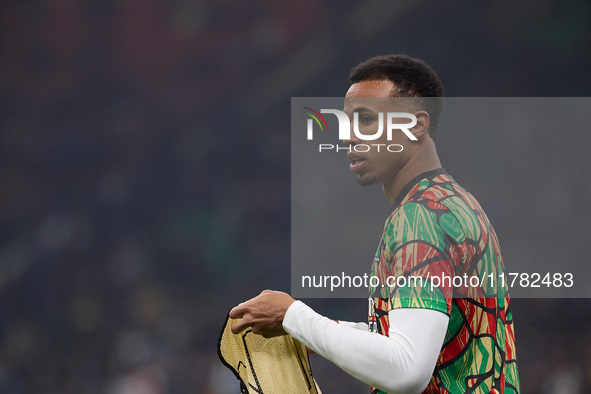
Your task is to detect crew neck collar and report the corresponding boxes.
[390,168,448,209]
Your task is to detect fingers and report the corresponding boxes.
[229,290,274,318]
[229,302,247,319]
[229,290,291,336]
[229,302,252,334]
[230,318,251,334]
[230,290,274,318]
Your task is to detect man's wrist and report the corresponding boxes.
[282,300,304,333]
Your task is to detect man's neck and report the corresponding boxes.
[383,144,442,205]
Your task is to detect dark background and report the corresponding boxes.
[1,0,590,393]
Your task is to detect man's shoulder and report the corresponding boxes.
[408,173,470,204]
[389,173,489,240]
[392,173,460,216]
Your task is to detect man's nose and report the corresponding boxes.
[343,128,361,147]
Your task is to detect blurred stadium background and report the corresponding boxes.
[1,0,591,393]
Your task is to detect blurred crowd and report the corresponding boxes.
[0,0,590,393]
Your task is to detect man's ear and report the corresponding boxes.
[411,111,430,140]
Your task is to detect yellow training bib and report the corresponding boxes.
[218,313,322,393]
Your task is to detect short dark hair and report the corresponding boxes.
[349,54,444,141]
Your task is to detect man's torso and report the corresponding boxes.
[368,169,520,394]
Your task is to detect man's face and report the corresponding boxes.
[343,80,412,186]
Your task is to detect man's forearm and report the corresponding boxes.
[336,320,369,331]
[283,301,448,394]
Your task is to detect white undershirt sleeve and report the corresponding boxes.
[335,320,369,331]
[282,301,449,394]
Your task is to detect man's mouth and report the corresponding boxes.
[350,160,365,172]
[348,153,366,173]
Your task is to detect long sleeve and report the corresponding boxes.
[283,301,448,394]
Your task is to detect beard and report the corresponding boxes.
[356,173,378,186]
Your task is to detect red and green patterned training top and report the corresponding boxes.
[368,169,520,394]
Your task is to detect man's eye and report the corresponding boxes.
[361,115,373,124]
